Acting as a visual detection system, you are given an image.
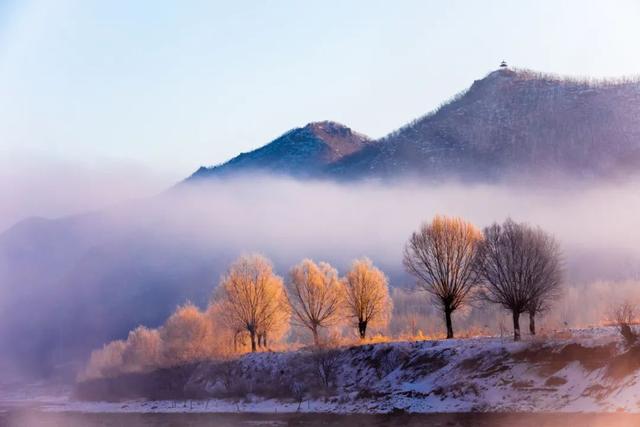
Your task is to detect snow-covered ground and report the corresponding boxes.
[6,327,640,414]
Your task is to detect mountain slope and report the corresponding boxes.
[189,68,640,182]
[189,121,371,180]
[329,68,640,180]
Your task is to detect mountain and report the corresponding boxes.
[190,68,640,182]
[189,121,371,180]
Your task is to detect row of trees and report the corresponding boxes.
[83,257,393,379]
[83,216,562,380]
[86,216,563,380]
[214,256,392,351]
[404,216,562,341]
[215,216,562,349]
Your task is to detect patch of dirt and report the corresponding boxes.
[512,380,535,389]
[605,344,640,380]
[583,383,615,401]
[513,342,616,374]
[457,355,484,372]
[476,363,511,378]
[544,376,568,386]
[401,349,449,377]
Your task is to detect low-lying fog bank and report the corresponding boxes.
[1,175,640,380]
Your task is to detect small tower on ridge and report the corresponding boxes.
[500,60,508,69]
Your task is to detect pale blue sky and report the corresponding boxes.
[1,0,640,179]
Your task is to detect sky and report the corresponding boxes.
[0,0,639,228]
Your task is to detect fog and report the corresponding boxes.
[0,155,178,232]
[1,172,640,380]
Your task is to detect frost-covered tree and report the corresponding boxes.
[121,326,162,371]
[82,340,127,380]
[160,303,216,365]
[475,219,562,341]
[215,254,289,351]
[403,215,482,339]
[256,296,290,349]
[287,259,344,346]
[342,258,392,339]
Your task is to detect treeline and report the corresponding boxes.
[83,216,562,380]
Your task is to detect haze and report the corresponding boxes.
[2,174,640,380]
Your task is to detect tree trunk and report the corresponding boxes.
[444,309,454,339]
[512,311,521,341]
[250,331,257,352]
[312,328,320,346]
[529,311,536,335]
[358,320,367,340]
[263,332,268,348]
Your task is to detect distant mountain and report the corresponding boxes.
[190,68,640,182]
[189,121,371,180]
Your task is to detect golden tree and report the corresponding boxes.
[287,259,344,346]
[342,258,392,340]
[215,254,289,352]
[403,215,482,339]
[160,303,215,365]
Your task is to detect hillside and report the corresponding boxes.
[70,328,640,413]
[190,68,640,182]
[189,121,371,179]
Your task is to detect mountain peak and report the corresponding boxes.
[485,67,518,80]
[300,121,370,152]
[304,120,347,131]
[303,120,363,137]
[188,121,370,180]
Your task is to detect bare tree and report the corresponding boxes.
[342,258,392,340]
[403,215,482,339]
[286,259,343,346]
[475,219,562,341]
[526,281,559,335]
[611,302,638,347]
[312,346,340,390]
[215,254,289,352]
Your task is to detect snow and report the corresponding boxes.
[5,327,640,414]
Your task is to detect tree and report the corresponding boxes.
[526,272,561,335]
[256,294,290,349]
[611,302,638,347]
[342,258,392,339]
[475,219,562,341]
[206,302,249,356]
[82,340,127,380]
[286,259,344,346]
[215,254,289,352]
[160,303,215,365]
[403,215,482,339]
[121,326,162,372]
